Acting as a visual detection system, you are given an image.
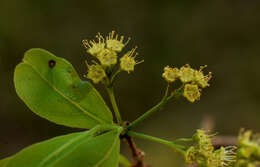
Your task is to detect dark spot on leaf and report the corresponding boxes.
[72,85,76,89]
[49,60,56,68]
[93,129,112,137]
[68,70,72,74]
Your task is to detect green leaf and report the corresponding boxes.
[119,154,131,167]
[0,157,12,166]
[14,48,113,129]
[0,125,122,167]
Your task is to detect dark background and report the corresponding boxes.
[1,0,260,166]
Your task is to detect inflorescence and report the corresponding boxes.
[82,31,143,84]
[186,130,236,167]
[81,31,260,167]
[162,64,212,102]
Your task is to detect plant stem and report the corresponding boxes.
[111,69,121,84]
[173,138,194,143]
[127,86,183,130]
[124,135,146,167]
[127,131,186,155]
[106,86,123,125]
[162,83,170,101]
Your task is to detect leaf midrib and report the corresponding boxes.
[39,129,119,167]
[38,131,93,167]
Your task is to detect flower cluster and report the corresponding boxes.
[82,31,143,84]
[185,130,236,167]
[162,64,212,102]
[235,129,260,167]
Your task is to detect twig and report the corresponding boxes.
[124,135,147,167]
[122,121,148,167]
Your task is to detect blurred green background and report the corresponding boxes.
[1,0,260,166]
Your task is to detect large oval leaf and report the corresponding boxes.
[0,125,122,167]
[14,48,113,128]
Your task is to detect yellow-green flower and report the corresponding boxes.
[86,63,106,84]
[179,64,195,83]
[186,130,236,167]
[106,31,130,53]
[183,84,201,102]
[193,130,215,155]
[208,146,236,167]
[162,66,179,83]
[186,130,215,166]
[120,47,143,73]
[185,146,197,164]
[82,33,105,56]
[97,49,117,67]
[194,65,212,88]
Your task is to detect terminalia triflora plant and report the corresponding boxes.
[1,31,260,167]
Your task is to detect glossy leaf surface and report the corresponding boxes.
[14,49,113,128]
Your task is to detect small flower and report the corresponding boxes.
[106,31,130,53]
[183,84,201,102]
[185,146,197,164]
[86,62,106,84]
[162,66,179,83]
[179,64,195,83]
[194,65,212,88]
[186,130,237,167]
[193,129,215,155]
[82,33,105,56]
[97,49,117,67]
[208,146,236,167]
[120,47,143,73]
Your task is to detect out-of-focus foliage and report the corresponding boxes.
[1,0,260,166]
